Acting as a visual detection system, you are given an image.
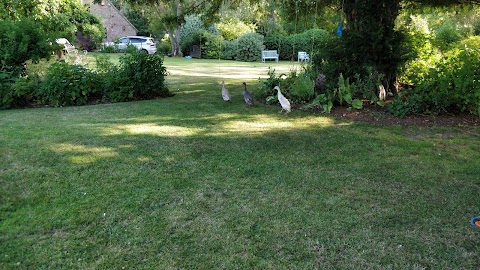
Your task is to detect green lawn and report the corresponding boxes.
[1,57,479,269]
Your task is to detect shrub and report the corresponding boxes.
[474,19,480,36]
[236,32,264,62]
[76,31,99,52]
[391,37,480,116]
[158,35,172,55]
[94,54,115,74]
[0,19,52,76]
[39,62,102,107]
[1,59,55,109]
[335,74,363,109]
[289,73,315,102]
[181,29,203,57]
[126,44,139,54]
[102,66,131,102]
[259,68,287,96]
[259,68,315,104]
[221,40,238,60]
[387,91,425,117]
[258,67,287,102]
[9,70,44,108]
[264,34,292,60]
[201,32,224,59]
[114,52,171,100]
[351,67,385,103]
[0,71,17,109]
[398,17,437,85]
[291,29,332,57]
[93,56,129,102]
[101,45,117,53]
[434,21,462,51]
[180,15,205,55]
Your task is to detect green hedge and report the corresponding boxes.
[1,52,171,109]
[264,29,334,60]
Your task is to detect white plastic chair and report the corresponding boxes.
[298,51,310,62]
[55,38,87,64]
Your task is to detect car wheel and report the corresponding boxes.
[140,49,148,54]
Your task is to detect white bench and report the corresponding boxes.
[298,51,309,62]
[262,50,279,62]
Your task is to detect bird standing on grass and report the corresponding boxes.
[221,81,231,102]
[274,86,291,113]
[242,82,254,105]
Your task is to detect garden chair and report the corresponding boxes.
[191,45,201,59]
[55,38,87,65]
[298,51,309,62]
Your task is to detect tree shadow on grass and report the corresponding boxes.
[2,72,480,269]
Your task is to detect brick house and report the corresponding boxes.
[83,0,137,41]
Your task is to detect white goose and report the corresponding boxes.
[274,86,291,113]
[221,81,231,102]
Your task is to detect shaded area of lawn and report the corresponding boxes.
[1,58,479,269]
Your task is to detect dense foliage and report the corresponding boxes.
[0,0,105,48]
[0,19,53,109]
[389,37,480,116]
[180,15,206,55]
[236,32,264,62]
[264,29,334,61]
[1,52,171,109]
[2,0,480,116]
[0,19,52,75]
[39,63,102,107]
[216,17,255,41]
[115,52,171,100]
[0,0,105,108]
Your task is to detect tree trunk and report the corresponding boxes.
[175,26,182,57]
[343,0,400,32]
[172,1,183,57]
[341,0,402,90]
[168,29,182,57]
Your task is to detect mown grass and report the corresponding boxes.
[1,56,479,269]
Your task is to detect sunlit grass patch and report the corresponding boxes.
[51,143,119,164]
[216,114,336,135]
[102,123,202,137]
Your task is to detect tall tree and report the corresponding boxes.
[1,0,104,39]
[161,0,184,56]
[281,0,480,89]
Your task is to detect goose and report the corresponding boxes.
[242,82,254,105]
[378,84,386,101]
[221,81,231,102]
[274,86,291,113]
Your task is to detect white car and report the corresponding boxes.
[116,36,157,54]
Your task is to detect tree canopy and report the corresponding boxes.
[0,0,104,40]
